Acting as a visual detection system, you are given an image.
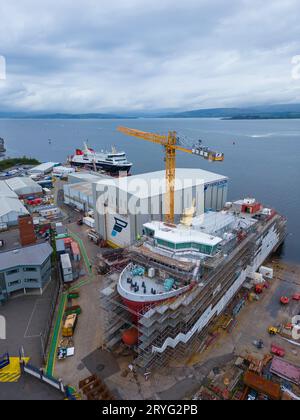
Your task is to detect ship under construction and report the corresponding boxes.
[100,196,287,372]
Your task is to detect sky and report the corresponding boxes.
[0,0,300,113]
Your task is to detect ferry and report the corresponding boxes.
[115,198,286,369]
[70,142,132,174]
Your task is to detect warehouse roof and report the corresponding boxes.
[0,197,29,218]
[94,168,228,199]
[0,242,53,271]
[0,180,18,198]
[69,171,112,184]
[64,182,93,196]
[28,162,59,174]
[5,177,43,195]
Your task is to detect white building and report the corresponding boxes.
[63,182,94,212]
[93,168,228,248]
[28,162,59,175]
[0,181,29,225]
[5,177,43,197]
[68,171,112,184]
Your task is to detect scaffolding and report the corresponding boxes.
[100,214,286,372]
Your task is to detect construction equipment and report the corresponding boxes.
[255,284,264,294]
[117,126,224,224]
[280,296,290,305]
[271,344,285,358]
[268,326,280,335]
[253,339,264,349]
[62,314,78,338]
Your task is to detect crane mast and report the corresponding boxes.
[117,126,224,224]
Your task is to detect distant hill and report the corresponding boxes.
[163,104,300,119]
[0,112,133,119]
[1,104,300,119]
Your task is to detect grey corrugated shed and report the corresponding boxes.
[0,242,53,271]
[5,177,43,195]
[28,162,59,174]
[0,197,29,218]
[0,181,18,198]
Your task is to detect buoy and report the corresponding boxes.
[122,328,139,346]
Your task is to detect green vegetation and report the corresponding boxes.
[0,156,40,171]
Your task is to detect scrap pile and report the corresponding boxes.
[97,248,130,275]
[79,375,115,400]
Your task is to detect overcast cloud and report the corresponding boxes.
[0,0,300,112]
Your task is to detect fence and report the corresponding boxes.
[21,361,65,393]
[40,267,62,364]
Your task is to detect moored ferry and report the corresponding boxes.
[70,142,132,174]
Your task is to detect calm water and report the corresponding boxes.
[0,118,299,263]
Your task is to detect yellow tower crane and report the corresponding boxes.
[117,126,224,224]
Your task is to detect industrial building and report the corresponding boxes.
[63,171,113,212]
[0,181,29,226]
[93,168,228,248]
[5,177,43,198]
[68,171,112,184]
[0,242,53,304]
[63,182,94,212]
[28,162,59,175]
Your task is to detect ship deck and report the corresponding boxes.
[121,274,165,296]
[118,263,190,303]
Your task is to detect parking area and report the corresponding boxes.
[0,277,59,366]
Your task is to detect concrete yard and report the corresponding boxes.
[82,258,300,400]
[53,270,104,388]
[0,277,59,366]
[192,258,300,367]
[0,374,63,400]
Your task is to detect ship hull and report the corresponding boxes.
[70,160,132,174]
[120,215,286,355]
[151,216,286,355]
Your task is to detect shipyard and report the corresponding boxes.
[1,0,300,405]
[0,122,299,403]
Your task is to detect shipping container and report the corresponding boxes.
[71,241,81,261]
[60,253,72,276]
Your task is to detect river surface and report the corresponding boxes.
[0,117,299,263]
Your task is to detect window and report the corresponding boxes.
[8,280,21,287]
[23,267,37,272]
[24,279,39,283]
[6,269,19,276]
[157,239,175,249]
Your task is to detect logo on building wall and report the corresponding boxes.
[111,218,128,237]
[0,315,6,340]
